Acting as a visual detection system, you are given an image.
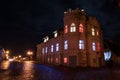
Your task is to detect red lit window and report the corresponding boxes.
[97,43,100,52]
[55,58,58,63]
[79,24,84,32]
[64,25,68,34]
[64,57,67,63]
[97,31,99,36]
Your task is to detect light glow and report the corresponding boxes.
[64,57,67,63]
[79,24,84,32]
[64,40,68,50]
[79,40,84,49]
[70,23,76,32]
[92,42,96,51]
[104,51,111,61]
[64,25,68,34]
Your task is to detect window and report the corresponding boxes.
[97,42,100,52]
[70,23,76,32]
[48,58,50,63]
[79,40,84,50]
[56,43,59,51]
[97,31,99,36]
[45,47,48,53]
[79,24,84,32]
[55,58,58,63]
[92,42,96,51]
[42,48,44,54]
[44,36,49,43]
[54,31,58,38]
[64,25,68,34]
[92,28,95,36]
[64,40,68,50]
[64,57,68,63]
[51,45,54,52]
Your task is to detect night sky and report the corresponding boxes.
[0,0,120,55]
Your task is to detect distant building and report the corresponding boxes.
[37,8,105,67]
[0,47,5,61]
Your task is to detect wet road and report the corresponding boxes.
[0,61,120,80]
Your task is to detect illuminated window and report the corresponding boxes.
[51,45,54,52]
[97,43,100,52]
[92,28,95,36]
[44,36,49,43]
[70,23,76,32]
[64,25,68,34]
[56,43,59,51]
[64,57,67,63]
[104,51,111,61]
[97,31,99,36]
[45,47,48,53]
[54,31,58,38]
[92,42,96,51]
[55,58,58,63]
[64,40,68,50]
[79,24,84,32]
[79,40,84,50]
[42,48,44,54]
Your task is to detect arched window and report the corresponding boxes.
[70,23,76,32]
[79,24,84,32]
[64,25,68,34]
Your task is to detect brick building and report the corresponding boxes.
[37,8,105,67]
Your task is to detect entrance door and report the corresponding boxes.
[69,56,76,67]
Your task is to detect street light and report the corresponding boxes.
[5,50,10,60]
[27,51,33,60]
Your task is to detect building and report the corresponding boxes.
[0,47,5,61]
[37,8,105,67]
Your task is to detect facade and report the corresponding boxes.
[37,8,105,67]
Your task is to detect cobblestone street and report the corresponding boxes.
[0,61,120,80]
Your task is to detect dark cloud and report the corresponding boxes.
[0,0,120,54]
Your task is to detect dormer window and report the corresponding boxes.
[70,23,76,32]
[79,24,84,32]
[43,36,49,43]
[53,31,58,38]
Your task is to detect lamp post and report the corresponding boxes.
[27,51,33,60]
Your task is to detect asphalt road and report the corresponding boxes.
[0,61,120,80]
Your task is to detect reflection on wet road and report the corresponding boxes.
[0,61,120,80]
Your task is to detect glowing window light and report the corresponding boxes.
[92,42,96,51]
[97,31,99,36]
[79,40,84,50]
[55,58,58,63]
[64,25,68,34]
[104,51,111,61]
[64,40,68,50]
[51,45,54,52]
[92,28,95,36]
[79,24,84,32]
[97,43,100,52]
[42,48,44,54]
[64,57,68,63]
[70,23,76,32]
[53,31,58,38]
[56,43,59,51]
